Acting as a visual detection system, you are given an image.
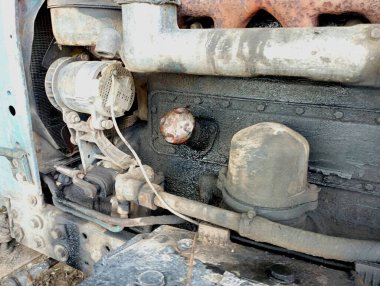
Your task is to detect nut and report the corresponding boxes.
[101,120,114,129]
[177,238,193,252]
[54,244,69,262]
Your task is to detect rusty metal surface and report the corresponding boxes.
[179,0,380,28]
[160,107,195,144]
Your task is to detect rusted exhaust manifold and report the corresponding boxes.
[179,0,380,28]
[120,2,380,86]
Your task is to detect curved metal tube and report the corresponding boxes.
[154,191,380,262]
[121,3,380,86]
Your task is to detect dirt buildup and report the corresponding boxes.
[33,263,84,286]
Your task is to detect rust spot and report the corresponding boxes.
[160,107,195,145]
[178,0,380,28]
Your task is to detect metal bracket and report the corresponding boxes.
[198,223,230,246]
[0,148,33,183]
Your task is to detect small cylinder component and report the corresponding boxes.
[219,122,319,221]
[45,57,135,127]
[160,107,195,144]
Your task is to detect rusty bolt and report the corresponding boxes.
[177,238,193,252]
[371,28,380,39]
[295,107,305,115]
[54,244,69,262]
[137,270,165,286]
[101,120,114,129]
[160,107,195,144]
[334,111,344,119]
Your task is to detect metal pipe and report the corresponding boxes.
[120,2,380,86]
[154,191,380,262]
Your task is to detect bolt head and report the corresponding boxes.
[15,173,26,182]
[371,28,380,39]
[29,196,37,206]
[101,120,114,129]
[295,107,305,115]
[54,244,69,262]
[177,238,193,252]
[334,111,344,119]
[51,228,64,240]
[34,237,44,248]
[137,270,165,286]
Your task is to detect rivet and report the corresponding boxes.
[295,107,304,115]
[334,111,344,119]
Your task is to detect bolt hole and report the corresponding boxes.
[84,261,89,265]
[87,154,90,159]
[105,245,111,252]
[6,90,11,96]
[82,233,88,239]
[9,106,16,116]
[9,34,12,39]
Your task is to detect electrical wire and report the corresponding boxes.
[110,75,199,225]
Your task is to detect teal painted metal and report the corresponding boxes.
[0,0,43,197]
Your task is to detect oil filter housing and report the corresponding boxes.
[218,122,320,221]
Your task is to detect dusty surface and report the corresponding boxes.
[33,263,84,286]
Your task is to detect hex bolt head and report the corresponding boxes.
[136,270,165,286]
[334,111,344,119]
[371,28,380,39]
[269,264,295,284]
[177,238,193,252]
[101,120,114,129]
[257,104,266,112]
[54,244,69,262]
[67,112,80,124]
[295,107,305,115]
